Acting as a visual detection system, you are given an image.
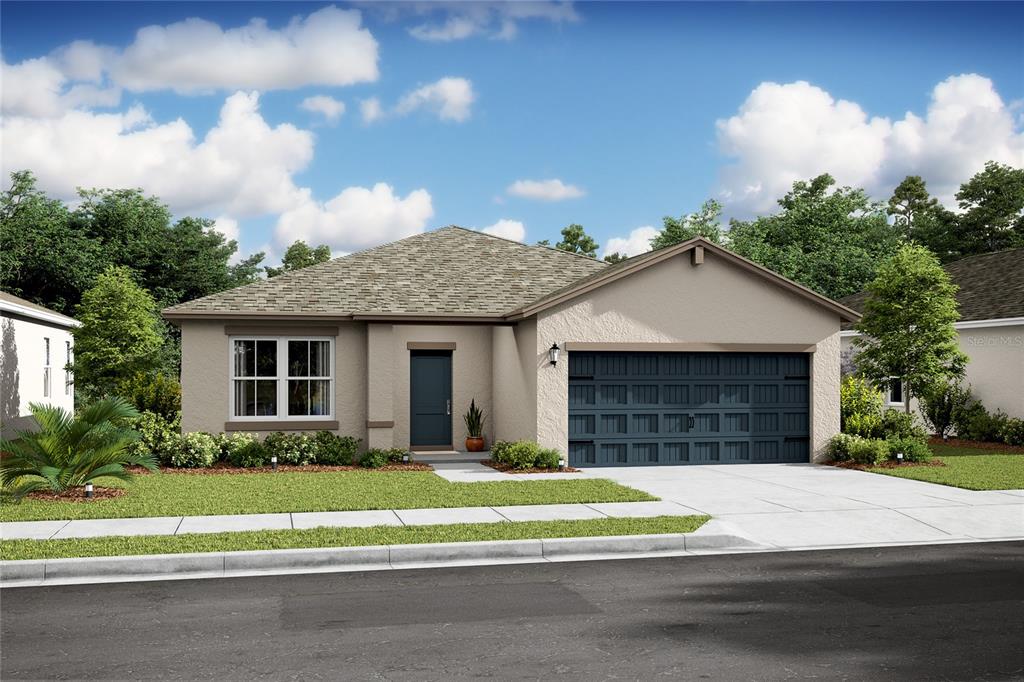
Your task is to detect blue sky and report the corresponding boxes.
[2,2,1022,262]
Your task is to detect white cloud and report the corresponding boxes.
[360,97,384,124]
[1,57,120,117]
[1,91,312,218]
[396,77,475,122]
[716,74,1024,215]
[300,95,345,123]
[212,216,240,241]
[602,226,658,258]
[275,183,434,253]
[404,2,579,41]
[480,219,526,242]
[507,178,585,201]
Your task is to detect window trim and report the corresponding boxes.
[228,335,335,422]
[43,337,51,398]
[65,340,73,395]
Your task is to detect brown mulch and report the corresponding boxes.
[26,487,127,502]
[481,459,580,474]
[125,462,434,475]
[929,437,1024,454]
[831,459,946,471]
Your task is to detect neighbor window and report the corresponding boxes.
[43,337,51,398]
[230,337,333,420]
[65,341,72,395]
[887,378,904,406]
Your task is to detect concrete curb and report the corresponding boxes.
[0,532,754,587]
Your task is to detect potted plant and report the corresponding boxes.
[463,399,486,452]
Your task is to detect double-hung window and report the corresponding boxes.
[65,341,73,395]
[887,378,904,406]
[230,337,333,420]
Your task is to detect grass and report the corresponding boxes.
[0,515,709,561]
[866,443,1024,491]
[0,470,656,522]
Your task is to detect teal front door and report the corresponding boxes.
[410,351,453,447]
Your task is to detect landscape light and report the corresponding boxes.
[271,455,278,471]
[402,453,410,464]
[559,455,567,471]
[897,452,904,463]
[85,482,94,499]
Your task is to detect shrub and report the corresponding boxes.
[840,376,883,438]
[312,431,361,465]
[1001,418,1024,447]
[217,432,257,463]
[954,400,1008,443]
[919,380,972,438]
[230,440,268,468]
[263,432,317,465]
[534,447,561,470]
[172,432,219,468]
[359,449,389,469]
[879,409,927,441]
[826,433,859,462]
[886,436,933,463]
[126,411,181,465]
[491,440,561,470]
[847,437,890,466]
[116,372,181,421]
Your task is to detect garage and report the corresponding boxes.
[567,351,810,467]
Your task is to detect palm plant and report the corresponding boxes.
[463,399,486,438]
[0,398,156,496]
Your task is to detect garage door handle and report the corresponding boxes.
[688,416,695,430]
[446,400,451,416]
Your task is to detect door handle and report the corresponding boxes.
[688,416,695,430]
[446,399,451,416]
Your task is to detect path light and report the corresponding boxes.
[402,453,410,464]
[85,482,93,499]
[897,452,904,463]
[548,343,561,366]
[271,455,278,471]
[559,455,567,471]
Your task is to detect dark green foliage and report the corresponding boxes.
[1000,418,1024,447]
[602,252,627,264]
[918,380,972,438]
[491,440,562,470]
[126,411,181,465]
[887,175,942,241]
[265,240,332,277]
[116,372,181,421]
[463,398,485,438]
[879,410,927,442]
[262,432,317,465]
[651,199,724,250]
[555,224,599,258]
[954,401,1009,443]
[230,440,269,468]
[358,448,407,469]
[0,398,155,493]
[886,436,933,463]
[312,431,361,465]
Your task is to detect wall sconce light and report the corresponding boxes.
[548,343,561,366]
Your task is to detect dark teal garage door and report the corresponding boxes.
[567,352,810,467]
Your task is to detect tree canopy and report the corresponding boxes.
[651,199,725,250]
[555,224,599,258]
[266,240,332,277]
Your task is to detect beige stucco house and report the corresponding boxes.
[164,227,858,466]
[839,247,1024,420]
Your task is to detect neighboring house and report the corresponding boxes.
[163,227,858,466]
[0,291,79,439]
[839,248,1024,419]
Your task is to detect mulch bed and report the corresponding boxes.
[831,459,946,471]
[128,462,434,475]
[929,437,1024,454]
[26,487,127,503]
[481,459,580,474]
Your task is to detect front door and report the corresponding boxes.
[410,351,453,447]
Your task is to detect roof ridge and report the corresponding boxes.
[447,224,611,265]
[943,246,1024,266]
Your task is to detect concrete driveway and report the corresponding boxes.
[582,463,1024,550]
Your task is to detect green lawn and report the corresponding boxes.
[867,444,1024,491]
[0,470,656,522]
[0,515,709,561]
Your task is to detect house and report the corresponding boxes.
[163,227,859,466]
[0,292,79,439]
[839,248,1023,419]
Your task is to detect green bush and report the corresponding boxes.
[126,411,181,465]
[954,400,1008,443]
[312,431,361,465]
[491,440,562,470]
[116,372,182,421]
[879,409,928,441]
[919,380,972,438]
[886,436,933,463]
[826,433,859,461]
[359,449,389,469]
[847,437,890,466]
[217,432,257,463]
[172,432,219,468]
[840,376,884,438]
[262,432,317,465]
[1000,418,1024,447]
[230,440,268,468]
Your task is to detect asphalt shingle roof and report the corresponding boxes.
[164,226,608,317]
[839,247,1024,328]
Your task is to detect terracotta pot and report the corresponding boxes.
[465,436,485,452]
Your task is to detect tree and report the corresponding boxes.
[728,174,903,299]
[72,266,166,399]
[603,252,628,264]
[555,224,599,258]
[266,240,332,277]
[953,161,1024,258]
[887,176,941,240]
[852,244,967,413]
[651,199,725,250]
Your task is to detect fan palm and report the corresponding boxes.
[0,398,156,495]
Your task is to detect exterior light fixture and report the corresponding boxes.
[549,343,561,366]
[896,452,904,463]
[271,455,278,471]
[558,455,567,471]
[85,482,94,499]
[403,453,410,464]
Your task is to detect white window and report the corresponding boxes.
[230,337,333,420]
[887,378,904,406]
[65,340,73,395]
[43,337,51,398]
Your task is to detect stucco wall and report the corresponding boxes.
[841,324,1024,420]
[0,314,75,438]
[534,250,844,459]
[491,319,538,443]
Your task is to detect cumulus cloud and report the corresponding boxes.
[1,57,120,117]
[212,216,240,241]
[275,183,434,253]
[403,1,579,41]
[602,226,658,259]
[1,91,312,218]
[300,95,345,123]
[716,74,1024,215]
[480,219,526,242]
[395,77,475,122]
[507,178,585,201]
[360,97,384,124]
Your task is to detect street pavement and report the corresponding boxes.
[2,541,1022,680]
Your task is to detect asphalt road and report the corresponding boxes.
[3,542,1023,681]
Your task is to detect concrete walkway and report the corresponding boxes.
[0,500,697,542]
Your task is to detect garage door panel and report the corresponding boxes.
[568,351,810,467]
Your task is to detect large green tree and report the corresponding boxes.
[71,266,168,400]
[651,199,725,250]
[887,175,942,240]
[266,240,332,277]
[555,224,599,258]
[728,174,903,299]
[952,161,1024,258]
[852,244,967,413]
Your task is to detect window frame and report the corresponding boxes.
[65,340,73,395]
[887,377,904,407]
[43,337,51,398]
[228,335,335,422]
